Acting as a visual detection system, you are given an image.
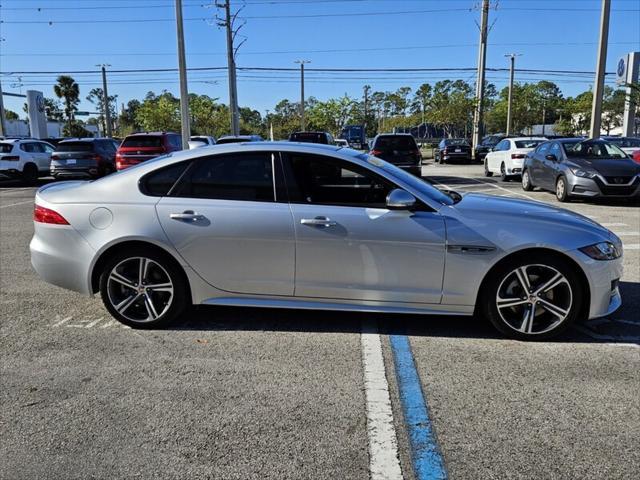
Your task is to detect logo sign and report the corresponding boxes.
[616,56,628,85]
[36,94,45,113]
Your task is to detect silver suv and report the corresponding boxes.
[0,138,55,184]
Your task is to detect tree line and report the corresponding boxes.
[10,74,638,139]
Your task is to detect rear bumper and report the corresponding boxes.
[30,224,95,295]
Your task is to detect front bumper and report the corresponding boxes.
[567,174,640,198]
[568,248,623,319]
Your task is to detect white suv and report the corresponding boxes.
[0,138,55,184]
[484,137,547,181]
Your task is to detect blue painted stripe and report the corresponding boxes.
[390,334,447,480]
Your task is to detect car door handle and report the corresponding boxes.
[170,210,206,222]
[300,216,336,227]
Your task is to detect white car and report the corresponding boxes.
[335,138,349,147]
[484,137,547,181]
[0,138,55,184]
[190,135,216,146]
[605,137,640,157]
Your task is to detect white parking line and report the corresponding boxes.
[601,223,628,227]
[361,321,403,480]
[623,244,640,250]
[614,232,638,237]
[0,199,33,209]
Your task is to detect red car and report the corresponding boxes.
[633,149,640,165]
[116,132,183,170]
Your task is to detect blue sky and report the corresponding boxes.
[1,0,639,118]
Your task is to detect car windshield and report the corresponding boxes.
[56,142,94,152]
[482,136,502,146]
[445,139,469,146]
[290,133,327,144]
[515,139,545,149]
[564,141,628,159]
[122,136,163,148]
[216,137,247,144]
[364,154,455,206]
[0,143,13,153]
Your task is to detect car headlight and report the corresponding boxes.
[579,241,621,260]
[570,168,597,179]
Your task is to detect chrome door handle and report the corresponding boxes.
[301,216,336,227]
[170,210,206,222]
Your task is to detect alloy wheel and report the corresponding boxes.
[106,257,174,323]
[495,264,573,335]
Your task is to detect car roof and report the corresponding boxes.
[376,133,413,137]
[59,137,103,143]
[508,137,547,141]
[126,132,177,137]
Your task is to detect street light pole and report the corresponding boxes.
[471,0,489,158]
[175,0,191,149]
[295,60,310,131]
[590,0,611,139]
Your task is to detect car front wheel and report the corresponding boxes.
[556,176,570,202]
[482,254,584,340]
[99,248,188,328]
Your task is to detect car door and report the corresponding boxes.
[36,142,55,172]
[281,151,446,304]
[541,142,562,187]
[155,151,296,296]
[530,142,550,187]
[20,142,43,169]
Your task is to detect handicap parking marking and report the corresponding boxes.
[390,335,447,480]
[49,315,130,329]
[361,321,404,480]
[0,199,34,209]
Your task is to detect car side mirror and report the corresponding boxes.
[386,189,416,210]
[545,154,558,162]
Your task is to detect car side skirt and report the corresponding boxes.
[201,296,475,316]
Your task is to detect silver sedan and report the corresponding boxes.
[30,143,623,340]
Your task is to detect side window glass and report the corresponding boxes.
[537,143,550,154]
[20,143,35,153]
[549,143,561,157]
[141,161,191,197]
[174,152,274,202]
[284,153,395,208]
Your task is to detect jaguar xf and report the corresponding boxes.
[30,143,623,340]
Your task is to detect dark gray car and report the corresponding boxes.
[521,138,640,202]
[51,138,118,179]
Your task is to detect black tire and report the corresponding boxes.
[555,175,570,202]
[481,253,585,340]
[408,166,422,177]
[521,169,534,191]
[500,162,509,182]
[99,247,189,329]
[22,163,38,186]
[484,160,493,177]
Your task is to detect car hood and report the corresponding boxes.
[567,157,640,176]
[441,192,616,252]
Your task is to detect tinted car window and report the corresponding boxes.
[495,140,509,151]
[174,152,274,202]
[56,142,95,152]
[374,136,418,151]
[122,136,163,148]
[0,143,14,153]
[284,153,394,208]
[168,135,183,149]
[40,143,55,153]
[142,161,191,196]
[536,143,550,154]
[549,143,561,157]
[290,132,329,144]
[444,139,469,146]
[20,143,39,153]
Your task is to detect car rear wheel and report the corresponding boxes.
[22,163,38,185]
[500,162,510,181]
[555,176,570,202]
[482,255,584,340]
[484,159,493,177]
[99,248,188,328]
[522,169,534,191]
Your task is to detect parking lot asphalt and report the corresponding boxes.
[1,166,639,480]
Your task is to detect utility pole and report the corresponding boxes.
[363,84,370,136]
[175,0,191,148]
[505,53,520,136]
[590,0,610,139]
[472,0,489,158]
[218,0,241,136]
[541,98,546,136]
[96,64,113,137]
[295,60,310,131]
[0,80,6,137]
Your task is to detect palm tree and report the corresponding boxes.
[53,75,80,127]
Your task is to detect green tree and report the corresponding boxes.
[117,99,141,136]
[53,75,80,128]
[5,110,19,120]
[135,91,180,132]
[429,80,474,137]
[86,87,118,135]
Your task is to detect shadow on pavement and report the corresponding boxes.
[166,281,640,345]
[0,178,54,189]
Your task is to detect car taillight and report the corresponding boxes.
[0,155,20,161]
[370,149,382,156]
[116,157,140,170]
[511,153,526,159]
[34,205,69,225]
